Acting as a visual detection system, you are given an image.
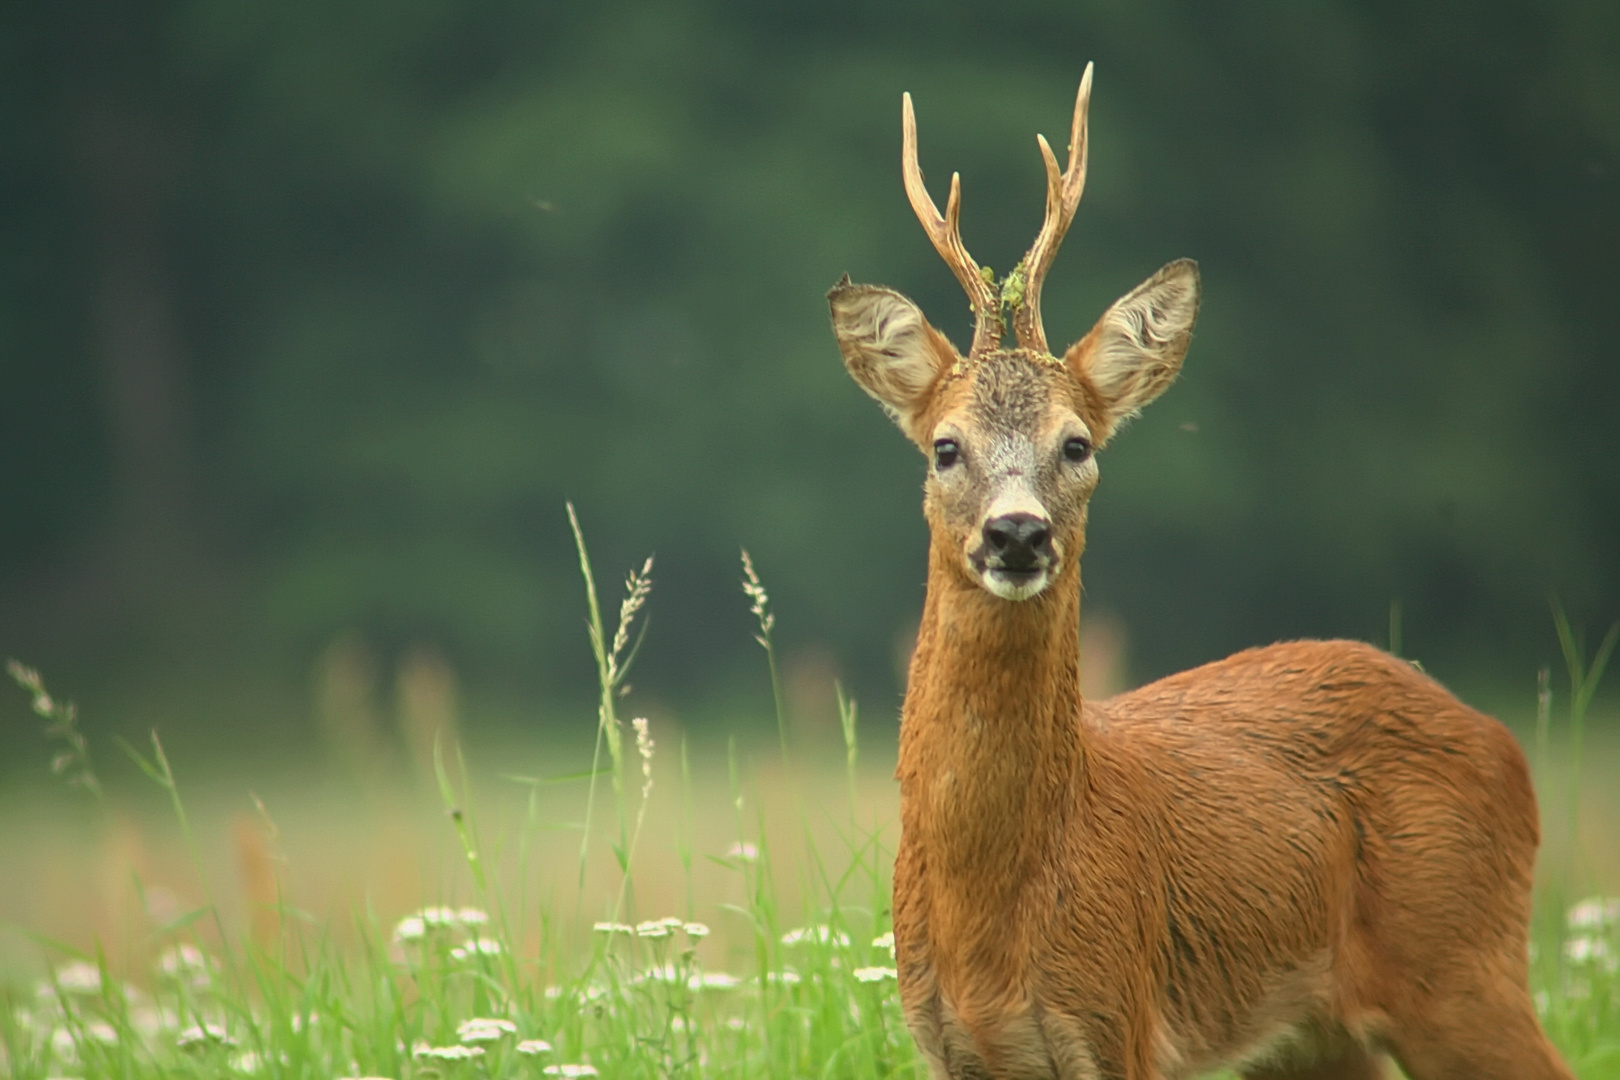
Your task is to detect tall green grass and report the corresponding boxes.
[1,530,1616,1079]
[1,518,907,1080]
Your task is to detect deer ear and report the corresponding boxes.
[1064,259,1199,444]
[829,279,958,441]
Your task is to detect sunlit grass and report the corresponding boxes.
[1,528,1617,1078]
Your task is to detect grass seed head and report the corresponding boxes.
[739,549,774,641]
[633,716,654,799]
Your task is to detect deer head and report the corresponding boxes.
[830,65,1200,602]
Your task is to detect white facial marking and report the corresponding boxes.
[970,432,1058,601]
[982,434,1046,520]
[982,567,1051,601]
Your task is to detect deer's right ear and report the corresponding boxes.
[829,279,958,441]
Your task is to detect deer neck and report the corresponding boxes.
[899,534,1086,886]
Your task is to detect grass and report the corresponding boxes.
[1,521,1617,1079]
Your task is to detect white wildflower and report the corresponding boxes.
[157,944,216,984]
[230,1049,263,1072]
[683,921,710,939]
[51,962,102,995]
[781,925,849,948]
[872,931,895,956]
[516,1039,553,1056]
[392,916,426,943]
[544,1066,599,1078]
[1567,896,1620,931]
[853,966,898,983]
[450,937,503,961]
[417,906,460,928]
[419,1045,485,1061]
[725,841,759,862]
[764,969,802,987]
[177,1023,236,1049]
[592,922,634,935]
[455,907,490,927]
[689,971,741,991]
[1564,936,1618,971]
[456,1018,517,1044]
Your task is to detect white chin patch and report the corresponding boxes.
[981,568,1050,601]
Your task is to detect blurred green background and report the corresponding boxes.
[1,0,1616,770]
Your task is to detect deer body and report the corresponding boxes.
[832,68,1569,1080]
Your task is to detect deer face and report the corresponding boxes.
[831,70,1199,601]
[830,260,1199,602]
[924,351,1095,600]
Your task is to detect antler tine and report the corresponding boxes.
[1011,63,1093,355]
[902,91,1004,355]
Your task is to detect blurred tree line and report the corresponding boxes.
[1,0,1616,760]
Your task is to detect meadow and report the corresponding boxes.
[2,521,1617,1080]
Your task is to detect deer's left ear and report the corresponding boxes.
[1065,259,1199,444]
[829,278,959,443]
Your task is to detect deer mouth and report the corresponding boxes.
[975,561,1054,601]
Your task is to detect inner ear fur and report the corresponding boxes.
[829,279,960,442]
[1064,259,1200,444]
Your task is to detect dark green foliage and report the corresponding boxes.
[0,0,1616,743]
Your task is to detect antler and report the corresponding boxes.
[902,91,1004,357]
[1010,63,1092,356]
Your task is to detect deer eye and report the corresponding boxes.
[933,439,960,470]
[1063,436,1092,464]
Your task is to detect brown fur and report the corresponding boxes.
[894,540,1565,1079]
[832,75,1570,1080]
[856,351,1573,1080]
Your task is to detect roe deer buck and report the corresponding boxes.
[828,64,1569,1080]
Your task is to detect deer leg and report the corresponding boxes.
[1386,981,1571,1080]
[1239,1037,1387,1080]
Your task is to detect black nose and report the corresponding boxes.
[982,513,1051,571]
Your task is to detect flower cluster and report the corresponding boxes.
[780,925,850,948]
[391,905,489,943]
[1564,896,1620,975]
